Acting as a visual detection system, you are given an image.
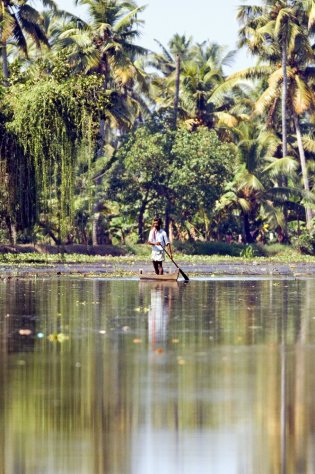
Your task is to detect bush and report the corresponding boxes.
[292,232,315,255]
[173,240,248,256]
[123,243,149,256]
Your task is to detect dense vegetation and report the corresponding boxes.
[1,0,315,253]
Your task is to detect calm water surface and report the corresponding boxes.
[0,277,315,474]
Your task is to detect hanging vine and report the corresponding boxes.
[5,74,110,242]
[0,100,37,243]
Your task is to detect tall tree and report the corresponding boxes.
[168,34,192,129]
[181,41,236,128]
[215,120,300,242]
[0,0,56,82]
[232,0,315,229]
[56,0,149,243]
[148,34,192,126]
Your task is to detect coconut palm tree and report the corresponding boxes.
[0,0,57,82]
[58,0,146,84]
[147,34,193,127]
[149,39,236,130]
[57,0,150,142]
[55,0,149,244]
[214,0,315,229]
[215,120,300,242]
[237,0,313,159]
[168,33,193,128]
[180,41,236,129]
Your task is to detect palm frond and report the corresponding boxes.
[237,5,264,24]
[238,197,252,213]
[210,78,246,105]
[237,172,265,192]
[114,6,145,34]
[153,39,173,63]
[255,82,280,115]
[293,75,314,114]
[40,0,58,11]
[264,156,298,177]
[220,49,237,68]
[1,9,15,41]
[258,130,280,158]
[302,134,315,153]
[214,111,239,128]
[11,17,28,55]
[308,1,315,29]
[274,8,291,37]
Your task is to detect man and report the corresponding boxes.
[147,217,172,275]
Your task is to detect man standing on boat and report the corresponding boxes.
[147,217,172,275]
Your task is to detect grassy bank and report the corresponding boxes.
[1,242,315,265]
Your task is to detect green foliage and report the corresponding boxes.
[292,230,315,255]
[171,126,235,213]
[261,243,300,258]
[240,244,256,258]
[110,124,237,241]
[108,124,175,240]
[5,74,110,240]
[173,240,244,256]
[1,0,315,247]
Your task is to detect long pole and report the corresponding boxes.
[163,246,189,281]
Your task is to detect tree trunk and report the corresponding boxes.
[1,40,9,83]
[97,118,106,157]
[293,112,313,230]
[281,38,288,159]
[91,55,110,245]
[243,213,254,243]
[165,203,171,239]
[173,54,181,129]
[137,191,150,243]
[281,36,289,239]
[0,0,9,84]
[138,202,147,243]
[92,212,101,246]
[5,215,16,245]
[39,221,62,245]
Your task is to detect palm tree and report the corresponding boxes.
[149,39,236,130]
[58,0,146,83]
[168,34,192,128]
[0,0,56,82]
[56,0,149,244]
[144,34,192,231]
[216,121,299,242]
[215,0,315,229]
[238,0,312,158]
[58,0,150,144]
[181,41,236,128]
[147,34,192,127]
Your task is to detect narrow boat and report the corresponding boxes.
[139,269,179,281]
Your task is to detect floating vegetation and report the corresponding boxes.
[48,333,70,343]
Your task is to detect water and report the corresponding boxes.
[0,277,315,474]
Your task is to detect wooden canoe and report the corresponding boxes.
[139,269,179,281]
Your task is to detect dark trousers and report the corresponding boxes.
[153,260,163,275]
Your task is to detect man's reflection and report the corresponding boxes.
[147,282,178,350]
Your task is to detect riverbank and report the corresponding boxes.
[0,244,127,256]
[1,257,315,278]
[1,244,315,278]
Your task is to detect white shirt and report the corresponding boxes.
[148,228,170,261]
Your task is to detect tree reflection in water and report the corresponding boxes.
[0,278,315,473]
